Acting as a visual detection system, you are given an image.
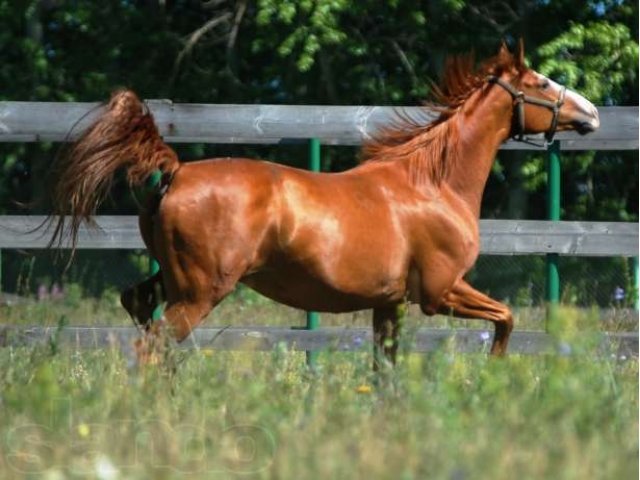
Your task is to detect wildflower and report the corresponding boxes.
[77,423,90,438]
[356,384,372,394]
[202,349,214,357]
[613,286,625,302]
[51,283,65,300]
[558,342,572,356]
[479,331,491,342]
[37,284,49,301]
[95,455,119,480]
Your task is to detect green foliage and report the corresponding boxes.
[537,21,639,103]
[257,0,348,72]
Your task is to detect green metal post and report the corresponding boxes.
[150,258,160,276]
[546,141,561,328]
[150,257,163,321]
[633,257,639,311]
[306,138,321,367]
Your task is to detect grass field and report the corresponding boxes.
[0,296,638,479]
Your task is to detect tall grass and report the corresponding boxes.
[0,331,637,479]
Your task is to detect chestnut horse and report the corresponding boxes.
[48,44,599,365]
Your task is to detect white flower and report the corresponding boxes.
[95,455,119,480]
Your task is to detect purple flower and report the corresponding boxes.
[37,284,49,301]
[613,286,625,302]
[51,283,65,300]
[558,342,572,356]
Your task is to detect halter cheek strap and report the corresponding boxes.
[487,75,566,145]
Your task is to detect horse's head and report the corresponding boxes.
[489,42,600,143]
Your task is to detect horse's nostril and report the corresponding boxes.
[577,120,598,134]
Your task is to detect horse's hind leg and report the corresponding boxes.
[121,271,165,331]
[122,207,165,330]
[372,305,401,371]
[134,235,251,363]
[437,279,513,355]
[135,275,238,364]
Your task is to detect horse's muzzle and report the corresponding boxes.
[575,118,599,134]
[574,107,600,134]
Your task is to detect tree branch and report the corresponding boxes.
[202,0,228,10]
[170,12,233,86]
[225,0,248,81]
[390,39,419,88]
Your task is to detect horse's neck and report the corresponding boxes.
[444,89,512,218]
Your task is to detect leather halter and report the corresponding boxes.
[487,75,566,145]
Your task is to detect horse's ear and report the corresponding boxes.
[498,40,510,57]
[515,38,526,69]
[496,39,513,68]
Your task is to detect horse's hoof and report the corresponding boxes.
[134,337,162,366]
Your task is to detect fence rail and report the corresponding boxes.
[0,325,636,356]
[0,101,637,150]
[0,216,636,257]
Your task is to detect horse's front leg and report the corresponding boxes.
[372,305,402,371]
[436,279,514,355]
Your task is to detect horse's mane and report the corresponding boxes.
[362,48,523,187]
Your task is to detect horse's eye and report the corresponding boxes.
[540,81,550,90]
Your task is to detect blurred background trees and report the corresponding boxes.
[0,0,637,306]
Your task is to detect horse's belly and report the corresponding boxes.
[240,268,406,313]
